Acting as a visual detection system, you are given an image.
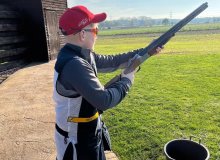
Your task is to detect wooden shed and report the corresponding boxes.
[0,0,67,73]
[42,0,67,60]
[0,4,28,73]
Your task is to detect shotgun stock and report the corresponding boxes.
[105,2,208,88]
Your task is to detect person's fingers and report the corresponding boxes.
[156,46,164,52]
[156,47,161,52]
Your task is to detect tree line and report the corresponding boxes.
[99,16,220,29]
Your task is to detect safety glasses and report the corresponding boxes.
[83,27,99,36]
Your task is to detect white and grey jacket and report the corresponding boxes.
[53,43,144,144]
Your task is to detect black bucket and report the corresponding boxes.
[164,138,210,160]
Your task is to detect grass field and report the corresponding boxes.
[95,27,220,160]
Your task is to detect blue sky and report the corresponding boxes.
[67,0,220,20]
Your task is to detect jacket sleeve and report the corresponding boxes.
[60,57,132,111]
[93,48,144,73]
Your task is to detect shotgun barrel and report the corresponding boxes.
[105,2,208,88]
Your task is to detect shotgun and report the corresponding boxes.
[105,2,208,88]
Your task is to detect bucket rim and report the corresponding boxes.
[164,139,210,160]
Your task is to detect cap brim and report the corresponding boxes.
[92,13,107,23]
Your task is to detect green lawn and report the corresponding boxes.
[95,31,220,159]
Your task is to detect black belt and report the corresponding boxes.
[56,124,68,144]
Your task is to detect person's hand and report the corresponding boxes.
[121,67,139,84]
[148,46,164,56]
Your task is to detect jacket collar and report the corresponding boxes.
[65,43,91,62]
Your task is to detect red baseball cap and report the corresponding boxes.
[59,5,107,35]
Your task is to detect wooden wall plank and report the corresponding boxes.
[0,36,26,45]
[0,11,19,18]
[0,24,18,31]
[0,59,27,72]
[0,48,27,59]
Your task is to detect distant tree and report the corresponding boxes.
[139,16,154,26]
[162,18,169,25]
[99,16,220,29]
[213,17,220,23]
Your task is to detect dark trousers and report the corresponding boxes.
[62,132,106,160]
